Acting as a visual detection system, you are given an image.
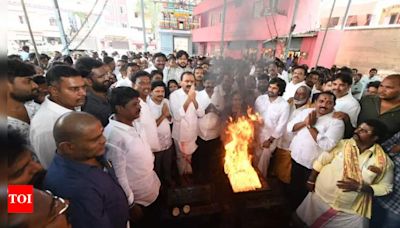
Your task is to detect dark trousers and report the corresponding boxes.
[154,146,174,186]
[192,137,222,183]
[370,199,400,228]
[288,159,311,211]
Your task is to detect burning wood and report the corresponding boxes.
[224,109,262,193]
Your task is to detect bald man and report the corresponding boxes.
[358,74,400,140]
[43,112,129,228]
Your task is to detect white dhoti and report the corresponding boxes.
[296,192,369,228]
[174,139,198,175]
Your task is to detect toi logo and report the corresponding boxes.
[8,185,34,213]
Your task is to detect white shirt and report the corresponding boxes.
[115,77,132,88]
[213,85,228,111]
[169,88,204,154]
[7,101,39,147]
[147,97,173,151]
[283,81,307,101]
[351,81,365,100]
[197,90,222,141]
[277,103,310,150]
[279,71,290,84]
[255,95,290,141]
[287,108,344,169]
[30,96,75,168]
[104,117,160,206]
[360,75,381,85]
[137,98,161,152]
[163,66,192,84]
[334,92,361,128]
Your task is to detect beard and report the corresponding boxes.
[294,98,308,106]
[10,91,36,102]
[92,81,111,93]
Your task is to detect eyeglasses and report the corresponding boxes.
[45,190,70,223]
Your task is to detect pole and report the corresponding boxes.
[220,0,227,57]
[52,0,69,55]
[140,0,148,52]
[284,0,299,59]
[341,0,352,30]
[315,0,336,67]
[20,0,40,64]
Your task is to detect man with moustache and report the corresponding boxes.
[75,57,113,126]
[147,81,174,186]
[193,74,223,182]
[287,91,345,210]
[7,59,39,146]
[163,51,192,84]
[104,87,161,226]
[170,71,205,176]
[255,78,290,178]
[194,66,205,91]
[146,52,167,74]
[44,112,129,228]
[295,120,393,228]
[30,65,86,168]
[358,74,400,140]
[274,85,312,185]
[131,71,161,152]
[256,73,270,96]
[213,72,234,111]
[331,72,361,138]
[283,65,308,101]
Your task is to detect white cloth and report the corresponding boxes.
[277,103,310,150]
[360,75,381,85]
[287,109,344,169]
[163,66,192,84]
[147,97,173,151]
[169,88,204,153]
[283,81,307,101]
[351,81,365,100]
[24,100,40,119]
[254,95,290,177]
[137,98,161,152]
[30,96,76,168]
[7,101,39,147]
[115,77,132,88]
[197,90,223,141]
[334,92,361,128]
[297,192,368,228]
[144,65,158,74]
[279,71,290,84]
[104,117,160,206]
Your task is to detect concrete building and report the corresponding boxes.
[192,0,400,74]
[7,0,153,55]
[156,0,201,55]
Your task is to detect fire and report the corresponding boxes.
[224,108,262,193]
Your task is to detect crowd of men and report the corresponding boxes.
[5,46,400,228]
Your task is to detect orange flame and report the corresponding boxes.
[224,108,262,192]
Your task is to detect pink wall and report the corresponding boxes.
[308,30,344,68]
[299,36,317,66]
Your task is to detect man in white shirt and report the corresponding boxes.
[255,77,290,178]
[213,73,234,111]
[131,71,161,152]
[169,71,205,176]
[360,68,380,86]
[286,91,344,210]
[164,50,192,84]
[267,61,288,83]
[145,52,167,74]
[274,86,312,184]
[283,65,308,101]
[104,87,161,222]
[30,65,86,168]
[147,81,174,186]
[193,74,223,182]
[332,72,361,138]
[115,63,140,88]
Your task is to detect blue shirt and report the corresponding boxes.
[377,131,400,215]
[44,153,129,228]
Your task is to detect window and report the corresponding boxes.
[389,14,399,24]
[18,16,24,24]
[134,12,139,18]
[328,17,339,27]
[49,17,57,26]
[120,7,124,14]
